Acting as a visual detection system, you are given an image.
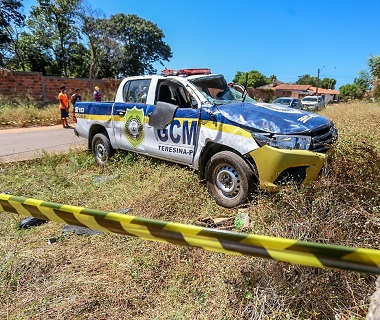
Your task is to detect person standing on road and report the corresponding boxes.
[58,85,70,128]
[70,88,82,107]
[93,86,102,102]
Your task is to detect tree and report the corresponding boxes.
[79,13,172,78]
[368,55,380,79]
[320,78,336,90]
[6,31,56,74]
[67,42,91,78]
[27,0,83,76]
[355,70,371,92]
[339,83,364,102]
[339,71,370,102]
[339,56,380,101]
[268,74,277,83]
[0,0,25,66]
[232,71,245,83]
[78,4,106,78]
[4,1,172,78]
[1,21,26,70]
[233,70,270,88]
[296,74,336,89]
[296,74,318,86]
[109,14,172,77]
[368,55,380,98]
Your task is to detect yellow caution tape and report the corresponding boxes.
[1,193,379,274]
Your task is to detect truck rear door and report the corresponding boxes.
[113,78,151,153]
[113,78,201,165]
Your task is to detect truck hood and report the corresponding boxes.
[215,102,331,134]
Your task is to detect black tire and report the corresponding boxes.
[205,151,257,208]
[91,133,114,165]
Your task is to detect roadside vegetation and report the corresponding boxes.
[0,99,59,128]
[0,91,116,129]
[0,101,379,319]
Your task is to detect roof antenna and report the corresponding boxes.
[242,72,249,102]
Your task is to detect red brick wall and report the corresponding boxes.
[0,71,44,99]
[253,88,274,102]
[0,70,122,102]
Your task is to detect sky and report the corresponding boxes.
[21,0,380,89]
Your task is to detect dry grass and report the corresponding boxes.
[0,100,60,128]
[0,91,117,130]
[0,101,379,319]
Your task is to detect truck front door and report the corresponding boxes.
[114,79,200,166]
[144,83,200,165]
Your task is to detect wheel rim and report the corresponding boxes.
[215,164,240,198]
[95,140,107,162]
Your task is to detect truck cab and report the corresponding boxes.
[74,69,338,208]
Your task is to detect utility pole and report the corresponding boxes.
[316,66,325,95]
[316,68,321,95]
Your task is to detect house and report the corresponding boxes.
[252,81,339,103]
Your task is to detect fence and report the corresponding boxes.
[0,70,121,102]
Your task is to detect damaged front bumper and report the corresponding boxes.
[249,145,329,191]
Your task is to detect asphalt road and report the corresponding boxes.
[0,125,87,163]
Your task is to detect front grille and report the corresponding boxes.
[309,123,338,153]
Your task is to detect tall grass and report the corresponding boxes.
[0,101,379,319]
[0,92,115,129]
[0,99,60,128]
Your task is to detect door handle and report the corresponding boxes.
[116,109,126,116]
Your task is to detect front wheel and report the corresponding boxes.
[91,133,114,165]
[205,151,257,208]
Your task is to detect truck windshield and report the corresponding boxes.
[190,75,256,105]
[303,97,318,102]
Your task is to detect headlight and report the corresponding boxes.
[252,132,311,150]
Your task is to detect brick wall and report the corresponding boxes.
[0,70,122,102]
[253,88,273,102]
[0,71,43,99]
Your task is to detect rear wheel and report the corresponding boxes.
[205,151,257,208]
[92,133,114,165]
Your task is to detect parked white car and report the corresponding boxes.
[301,96,326,111]
[272,97,303,109]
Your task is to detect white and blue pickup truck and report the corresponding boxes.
[74,68,338,208]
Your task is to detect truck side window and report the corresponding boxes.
[124,79,151,103]
[157,84,175,104]
[122,81,131,102]
[175,87,192,108]
[156,82,195,108]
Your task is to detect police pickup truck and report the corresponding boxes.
[74,68,337,208]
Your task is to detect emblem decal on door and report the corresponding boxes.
[125,107,145,147]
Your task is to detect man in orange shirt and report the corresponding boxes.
[58,85,70,128]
